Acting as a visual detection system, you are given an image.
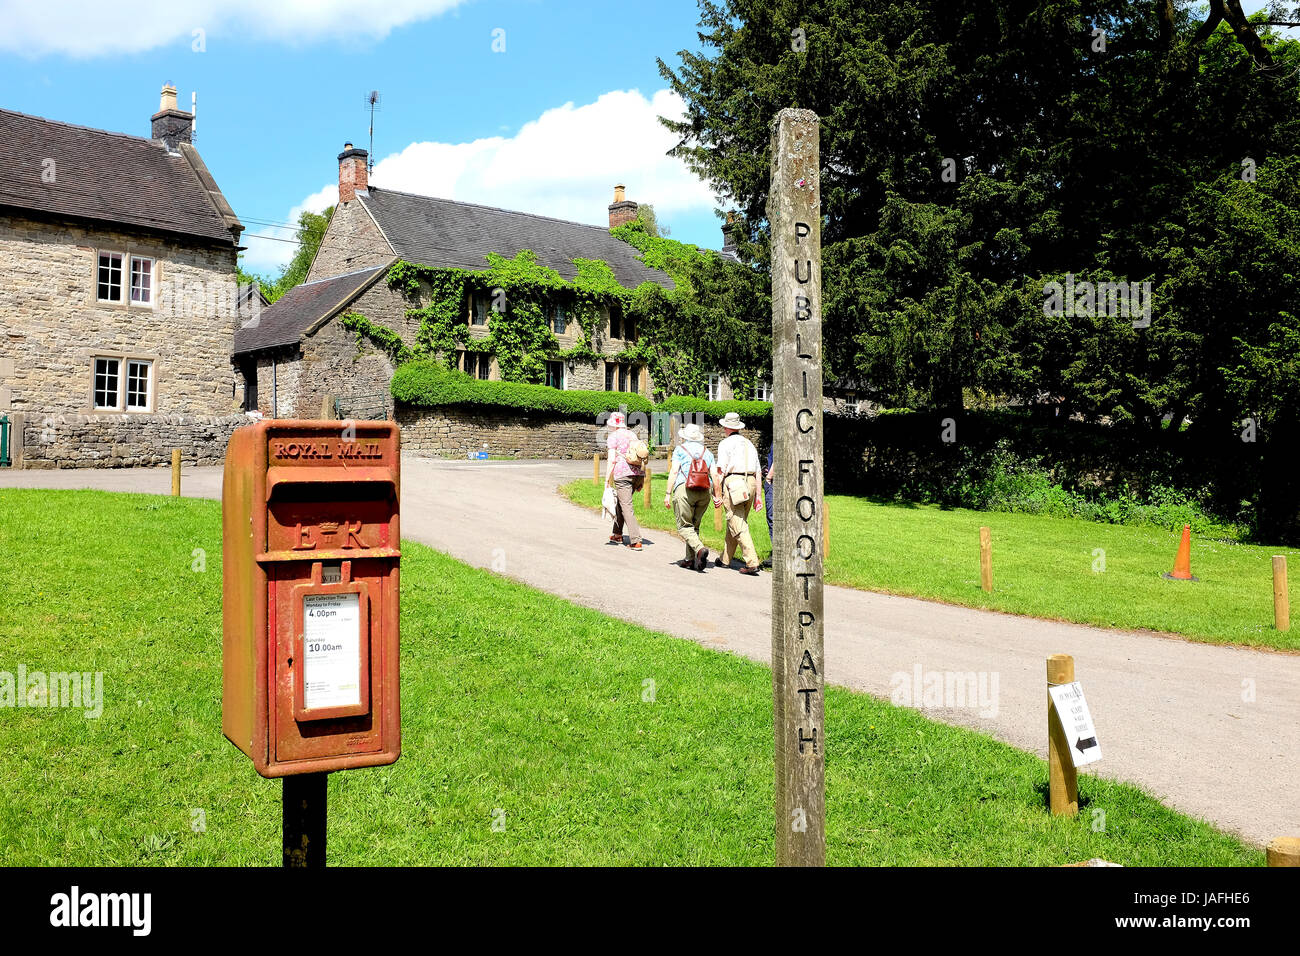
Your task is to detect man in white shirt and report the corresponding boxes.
[712,411,763,575]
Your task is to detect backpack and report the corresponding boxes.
[627,440,650,469]
[685,445,712,490]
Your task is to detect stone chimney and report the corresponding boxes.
[338,142,369,203]
[151,83,193,151]
[608,184,638,229]
[721,210,743,255]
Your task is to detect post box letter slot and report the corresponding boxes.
[291,573,371,722]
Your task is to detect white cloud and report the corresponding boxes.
[0,0,467,57]
[242,89,720,274]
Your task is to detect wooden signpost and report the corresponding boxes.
[769,108,825,866]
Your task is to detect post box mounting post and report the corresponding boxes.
[283,771,328,867]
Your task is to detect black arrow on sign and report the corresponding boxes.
[1075,736,1098,754]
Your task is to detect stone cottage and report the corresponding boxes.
[232,144,677,420]
[0,85,249,467]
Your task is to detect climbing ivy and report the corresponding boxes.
[375,216,770,398]
[340,311,414,365]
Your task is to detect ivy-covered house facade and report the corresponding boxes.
[232,143,681,420]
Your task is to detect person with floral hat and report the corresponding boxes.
[605,411,645,550]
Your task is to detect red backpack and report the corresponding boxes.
[685,445,711,489]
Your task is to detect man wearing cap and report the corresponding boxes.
[713,411,763,576]
[663,422,716,571]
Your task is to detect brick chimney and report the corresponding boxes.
[151,84,193,151]
[608,184,638,229]
[338,142,369,203]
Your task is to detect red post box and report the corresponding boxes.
[222,419,400,777]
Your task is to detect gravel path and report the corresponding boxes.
[5,455,1296,847]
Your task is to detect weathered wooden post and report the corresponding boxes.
[822,500,830,560]
[1047,654,1079,816]
[643,463,653,509]
[769,108,825,866]
[980,526,993,593]
[593,453,600,486]
[171,448,182,497]
[1273,556,1289,632]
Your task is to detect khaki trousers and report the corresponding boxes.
[672,484,711,560]
[721,475,759,568]
[610,477,641,544]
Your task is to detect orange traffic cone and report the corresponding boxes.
[1163,524,1198,581]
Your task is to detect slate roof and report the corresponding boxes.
[0,108,241,245]
[357,187,674,290]
[232,266,388,356]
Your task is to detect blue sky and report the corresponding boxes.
[2,1,1290,275]
[0,0,723,273]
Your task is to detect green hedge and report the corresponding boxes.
[390,360,777,422]
[656,395,773,420]
[391,360,653,419]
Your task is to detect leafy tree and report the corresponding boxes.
[658,0,1300,418]
[237,207,334,303]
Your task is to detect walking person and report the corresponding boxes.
[714,411,763,576]
[605,411,645,550]
[761,443,774,569]
[663,422,716,571]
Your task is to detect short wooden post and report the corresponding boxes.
[319,394,336,420]
[1047,654,1078,817]
[979,526,993,593]
[593,453,600,486]
[171,449,182,497]
[643,466,652,509]
[1273,556,1289,632]
[670,415,679,445]
[714,498,724,532]
[1266,837,1300,867]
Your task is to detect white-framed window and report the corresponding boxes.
[130,256,154,305]
[93,355,154,411]
[93,357,121,409]
[753,377,772,401]
[707,373,723,402]
[97,252,123,302]
[552,305,568,335]
[126,359,153,410]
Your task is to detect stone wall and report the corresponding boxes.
[0,213,243,420]
[395,402,773,461]
[305,199,393,283]
[0,211,248,467]
[398,405,610,459]
[19,412,247,469]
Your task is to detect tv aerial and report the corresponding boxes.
[364,90,381,175]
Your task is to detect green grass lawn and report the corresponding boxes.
[0,489,1260,866]
[563,474,1299,651]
